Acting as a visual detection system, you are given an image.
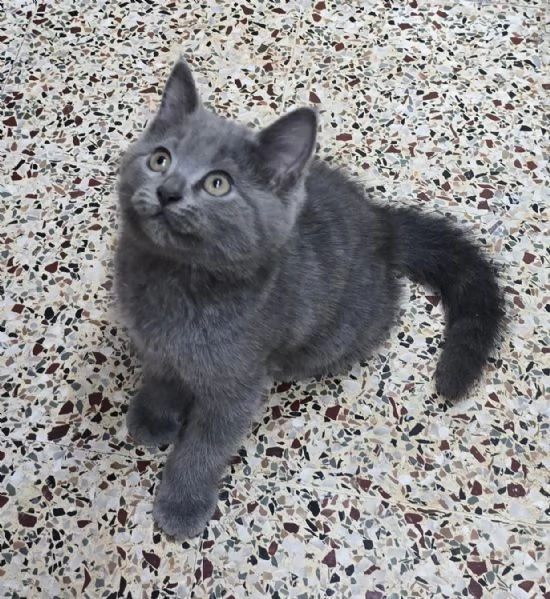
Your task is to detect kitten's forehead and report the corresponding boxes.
[145,108,253,164]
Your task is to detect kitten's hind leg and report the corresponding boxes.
[126,373,192,447]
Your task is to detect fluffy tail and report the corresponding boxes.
[390,207,503,400]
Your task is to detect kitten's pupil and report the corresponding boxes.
[213,178,222,188]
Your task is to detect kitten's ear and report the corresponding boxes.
[150,60,199,131]
[257,108,317,186]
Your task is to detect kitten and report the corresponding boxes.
[115,60,503,540]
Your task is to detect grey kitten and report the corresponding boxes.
[115,61,502,540]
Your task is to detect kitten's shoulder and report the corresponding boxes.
[306,160,371,202]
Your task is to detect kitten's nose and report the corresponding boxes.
[157,180,183,207]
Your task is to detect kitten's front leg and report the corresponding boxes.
[152,374,265,540]
[127,372,193,446]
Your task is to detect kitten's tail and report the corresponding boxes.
[390,207,504,400]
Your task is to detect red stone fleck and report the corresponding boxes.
[12,304,24,313]
[471,480,483,496]
[88,392,102,407]
[99,398,113,413]
[356,477,372,492]
[18,512,37,527]
[0,496,9,508]
[405,512,422,524]
[526,161,537,171]
[507,483,526,497]
[510,36,523,45]
[92,352,107,364]
[468,561,487,575]
[470,446,485,463]
[480,188,494,199]
[519,581,534,592]
[276,382,291,393]
[266,446,283,457]
[82,568,91,593]
[202,557,213,579]
[48,424,70,441]
[143,551,160,569]
[336,133,352,141]
[322,549,336,567]
[398,23,412,30]
[513,295,525,309]
[309,91,321,104]
[58,399,73,414]
[423,91,438,101]
[77,519,91,528]
[268,541,277,555]
[45,261,58,273]
[325,405,340,420]
[137,460,150,473]
[284,522,299,533]
[523,252,535,264]
[469,578,483,599]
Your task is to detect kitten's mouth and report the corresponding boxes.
[148,211,201,244]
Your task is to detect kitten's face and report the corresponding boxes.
[118,61,317,271]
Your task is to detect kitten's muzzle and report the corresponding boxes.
[157,177,185,207]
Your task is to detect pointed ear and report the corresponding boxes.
[149,60,199,132]
[257,108,317,187]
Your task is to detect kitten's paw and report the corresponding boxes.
[126,395,182,447]
[153,487,217,540]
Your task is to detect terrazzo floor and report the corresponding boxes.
[1,1,549,597]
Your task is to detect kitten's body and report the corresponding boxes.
[117,161,397,384]
[115,62,502,540]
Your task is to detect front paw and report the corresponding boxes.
[153,484,217,540]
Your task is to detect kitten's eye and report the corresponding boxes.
[148,148,172,173]
[203,172,232,197]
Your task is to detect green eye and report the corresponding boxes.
[148,148,172,172]
[203,171,232,197]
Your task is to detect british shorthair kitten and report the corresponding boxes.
[115,61,502,540]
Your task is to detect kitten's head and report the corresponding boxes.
[118,60,317,271]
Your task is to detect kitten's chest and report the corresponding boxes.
[117,259,238,373]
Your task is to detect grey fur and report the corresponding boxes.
[115,61,503,540]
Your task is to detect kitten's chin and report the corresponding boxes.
[139,214,201,253]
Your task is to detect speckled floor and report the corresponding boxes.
[1,1,549,597]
